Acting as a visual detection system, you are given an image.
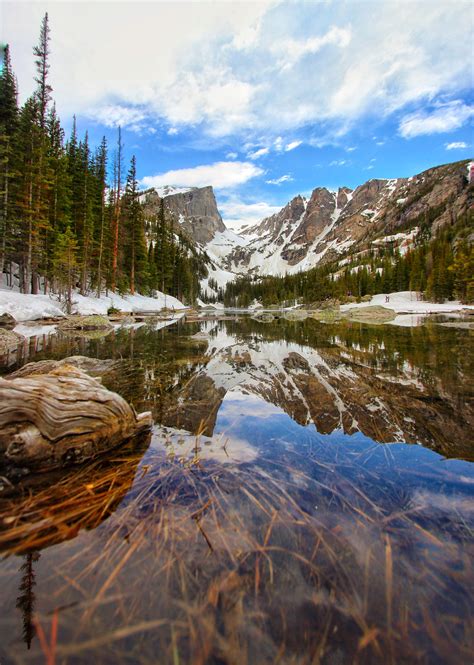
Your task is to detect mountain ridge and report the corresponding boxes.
[140,159,473,298]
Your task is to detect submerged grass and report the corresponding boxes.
[0,439,472,665]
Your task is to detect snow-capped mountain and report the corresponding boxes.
[140,159,473,294]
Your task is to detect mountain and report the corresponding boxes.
[223,159,473,277]
[140,185,226,244]
[139,159,473,298]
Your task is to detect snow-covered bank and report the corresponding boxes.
[341,292,473,315]
[0,289,186,322]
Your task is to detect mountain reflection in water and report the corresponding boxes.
[0,315,472,664]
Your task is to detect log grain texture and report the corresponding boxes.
[0,364,152,472]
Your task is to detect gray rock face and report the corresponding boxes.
[165,187,226,244]
[142,185,226,245]
[293,188,336,245]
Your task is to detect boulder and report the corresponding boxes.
[0,313,16,329]
[0,364,152,473]
[5,356,118,380]
[344,305,396,324]
[251,312,275,322]
[283,310,308,321]
[57,315,112,331]
[0,329,25,354]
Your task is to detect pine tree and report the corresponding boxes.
[94,137,107,296]
[33,13,52,131]
[0,44,18,282]
[123,156,148,294]
[52,223,78,313]
[111,126,122,291]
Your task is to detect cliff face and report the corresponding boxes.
[140,185,226,245]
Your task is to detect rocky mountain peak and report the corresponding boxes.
[337,187,352,208]
[245,194,306,241]
[141,185,226,245]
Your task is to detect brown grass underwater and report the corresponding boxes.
[0,436,473,665]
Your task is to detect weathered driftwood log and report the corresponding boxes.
[0,364,152,472]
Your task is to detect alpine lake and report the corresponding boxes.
[0,311,472,665]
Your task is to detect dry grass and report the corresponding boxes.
[0,443,472,664]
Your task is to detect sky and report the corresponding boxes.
[2,0,473,231]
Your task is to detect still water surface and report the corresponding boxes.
[0,315,472,664]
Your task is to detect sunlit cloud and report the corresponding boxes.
[399,101,474,138]
[140,161,264,191]
[219,198,282,231]
[445,141,468,150]
[266,174,294,185]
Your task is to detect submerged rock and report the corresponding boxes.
[0,363,152,474]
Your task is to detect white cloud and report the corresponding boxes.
[346,146,356,152]
[274,136,284,152]
[399,101,474,138]
[266,174,293,185]
[5,1,473,141]
[86,105,149,132]
[274,26,352,70]
[140,161,263,191]
[248,147,269,160]
[285,140,302,152]
[226,152,238,159]
[219,199,282,231]
[167,127,179,136]
[330,159,348,166]
[445,141,468,150]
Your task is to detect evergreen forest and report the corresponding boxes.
[0,14,207,312]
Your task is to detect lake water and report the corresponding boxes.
[0,314,473,664]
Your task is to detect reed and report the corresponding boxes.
[0,441,472,664]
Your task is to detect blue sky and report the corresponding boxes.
[3,0,473,230]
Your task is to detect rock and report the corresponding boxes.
[283,310,308,321]
[309,309,343,322]
[0,313,16,329]
[344,305,396,323]
[5,356,118,380]
[57,315,112,331]
[320,298,341,310]
[0,364,152,473]
[141,185,225,244]
[252,312,275,322]
[0,329,25,354]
